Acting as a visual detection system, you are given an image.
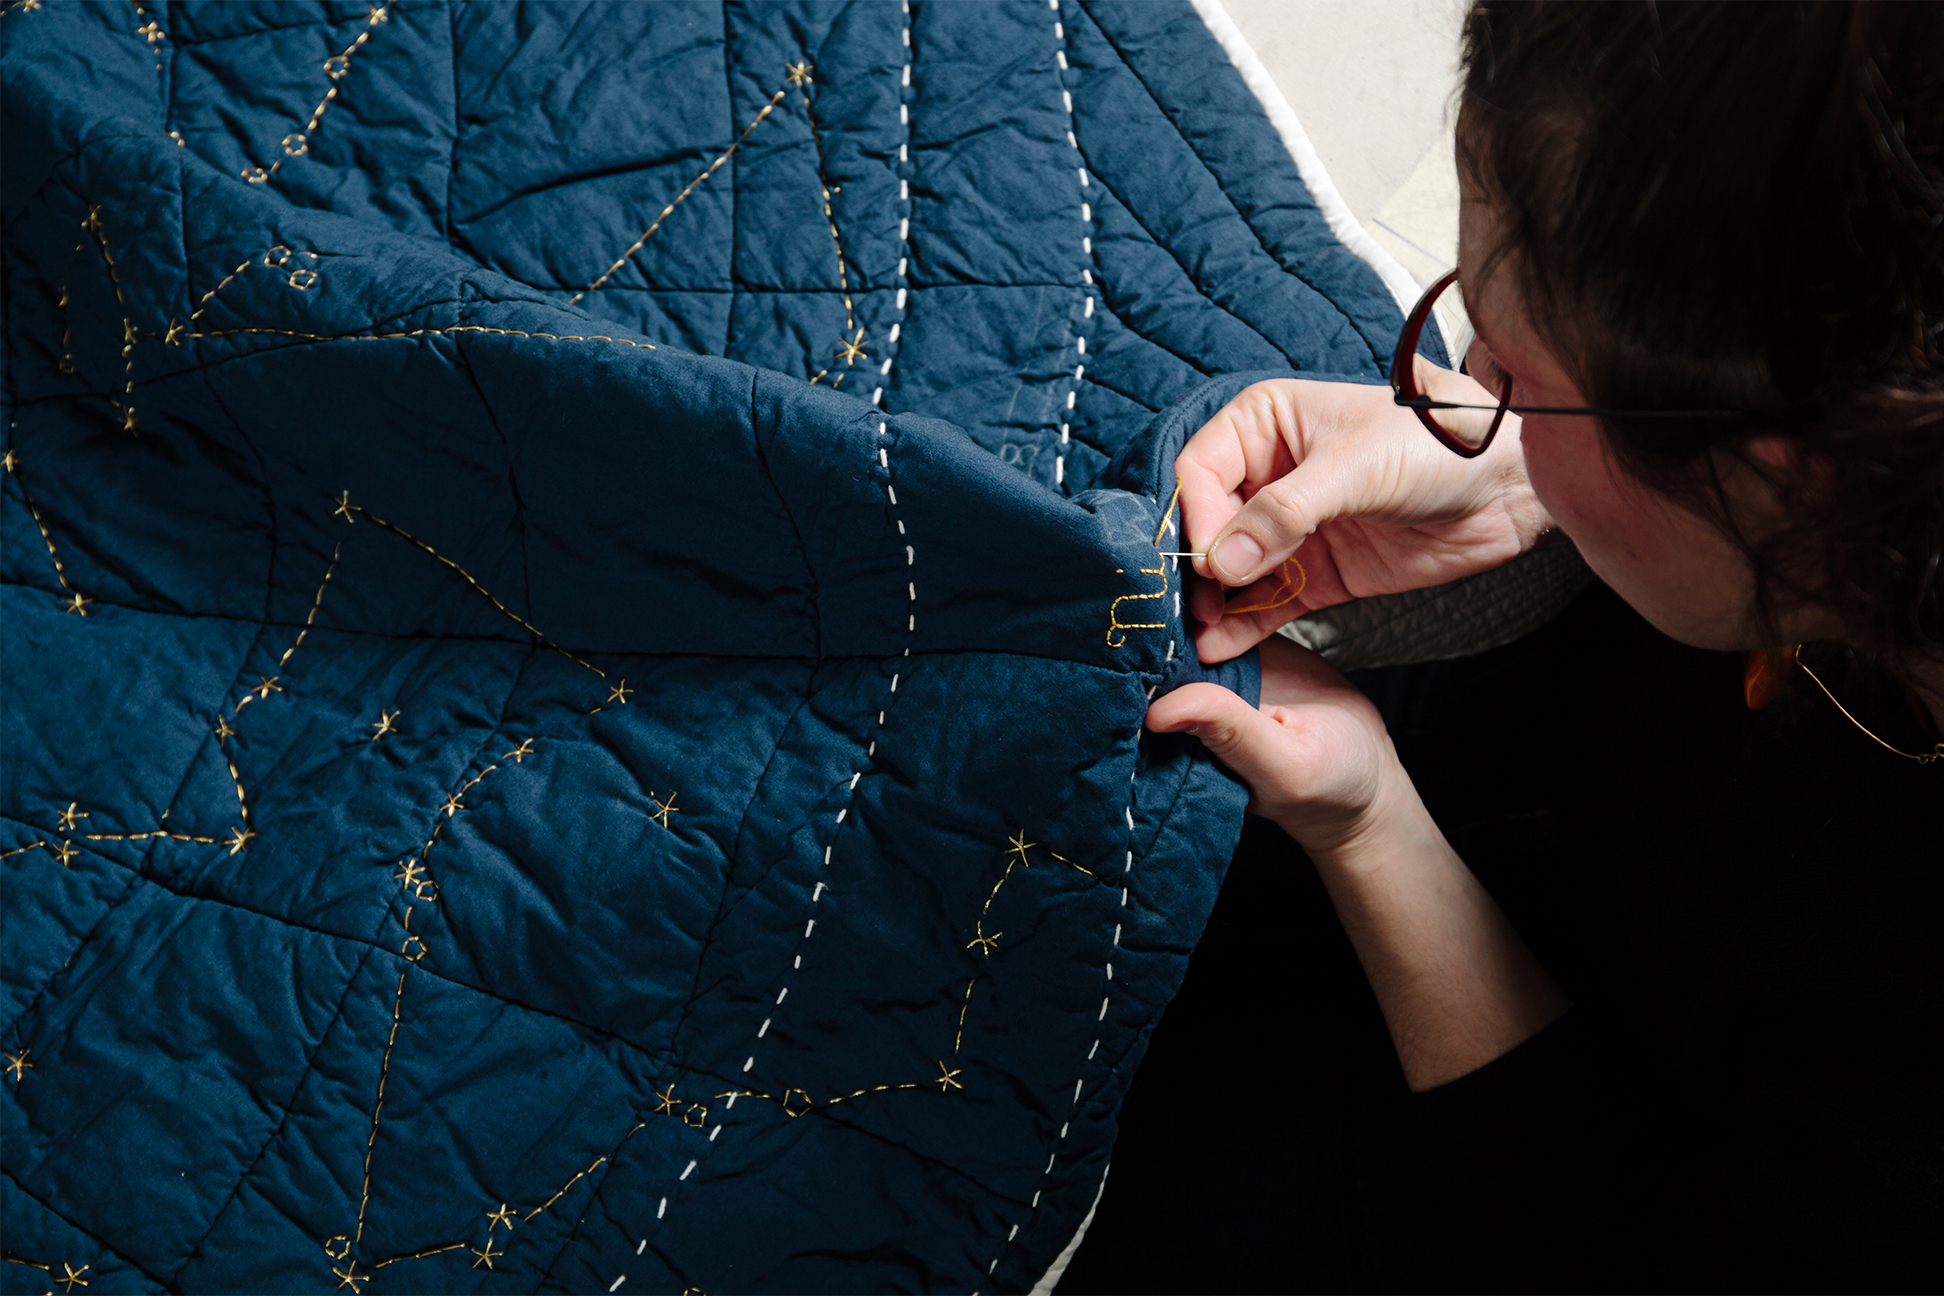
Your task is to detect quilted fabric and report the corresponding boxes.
[2,2,1425,1291]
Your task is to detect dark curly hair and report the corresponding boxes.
[1457,0,1944,667]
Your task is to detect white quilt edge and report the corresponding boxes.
[1188,0,1430,323]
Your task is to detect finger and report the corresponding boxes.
[1144,682,1293,792]
[1175,381,1299,576]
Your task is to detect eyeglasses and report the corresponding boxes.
[1391,269,1744,458]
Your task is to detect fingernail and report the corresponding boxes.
[1210,533,1263,583]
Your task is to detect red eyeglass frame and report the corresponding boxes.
[1390,269,1744,458]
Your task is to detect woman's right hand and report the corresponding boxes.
[1180,364,1554,663]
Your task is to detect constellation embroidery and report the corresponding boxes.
[80,205,139,434]
[570,75,793,303]
[369,710,400,741]
[3,1050,31,1081]
[795,62,868,378]
[338,495,606,678]
[242,6,391,184]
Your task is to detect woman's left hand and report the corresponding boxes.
[1145,633,1406,857]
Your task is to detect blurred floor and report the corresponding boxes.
[1226,0,1467,290]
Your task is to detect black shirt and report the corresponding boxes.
[1060,584,1941,1294]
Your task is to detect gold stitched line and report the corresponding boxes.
[1105,563,1168,647]
[176,324,660,352]
[415,762,501,873]
[243,5,390,184]
[955,976,976,1054]
[129,0,167,72]
[4,450,80,603]
[0,842,48,859]
[55,283,75,373]
[570,84,791,303]
[277,539,346,669]
[1154,476,1183,546]
[1,1,47,17]
[521,1153,609,1222]
[345,502,605,677]
[795,66,859,341]
[353,966,408,1251]
[1,1253,50,1273]
[188,257,256,322]
[80,205,140,434]
[84,830,221,844]
[370,1242,468,1270]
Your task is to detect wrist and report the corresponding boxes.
[1275,744,1438,864]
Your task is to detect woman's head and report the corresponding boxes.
[1453,1,1943,664]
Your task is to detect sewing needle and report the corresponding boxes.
[1155,551,1206,558]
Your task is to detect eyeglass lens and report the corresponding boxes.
[1413,275,1512,453]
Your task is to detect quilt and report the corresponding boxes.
[1,2,1424,1291]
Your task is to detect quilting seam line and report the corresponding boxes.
[0,1166,167,1289]
[1079,4,1386,369]
[166,932,384,1288]
[0,867,143,1047]
[0,819,683,1074]
[0,576,1166,678]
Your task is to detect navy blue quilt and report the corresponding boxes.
[2,3,1415,1291]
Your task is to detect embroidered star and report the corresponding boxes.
[121,406,138,434]
[3,1050,31,1081]
[503,739,535,763]
[369,709,400,741]
[367,3,390,22]
[607,679,633,705]
[64,591,89,616]
[51,840,77,867]
[966,931,1001,956]
[57,802,88,831]
[683,1103,709,1128]
[227,826,254,856]
[1006,829,1036,870]
[469,1240,502,1270]
[439,793,464,818]
[1,448,16,472]
[214,715,236,743]
[393,859,426,890]
[651,1084,681,1115]
[486,1203,517,1231]
[650,791,679,829]
[934,1061,964,1093]
[163,318,184,345]
[834,328,867,366]
[323,1236,352,1261]
[251,675,282,699]
[84,206,103,234]
[57,1263,91,1292]
[786,59,814,86]
[332,1261,364,1293]
[137,18,164,44]
[333,490,355,522]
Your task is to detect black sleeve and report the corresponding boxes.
[1408,1003,1943,1294]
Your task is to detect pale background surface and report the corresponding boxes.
[1223,0,1468,293]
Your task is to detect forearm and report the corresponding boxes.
[1292,772,1570,1092]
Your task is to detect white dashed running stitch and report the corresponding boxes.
[621,417,921,1291]
[979,16,1122,1254]
[1048,0,1097,495]
[873,0,917,408]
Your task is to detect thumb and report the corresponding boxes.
[1144,682,1290,787]
[1203,455,1348,587]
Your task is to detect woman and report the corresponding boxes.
[1084,3,1939,1291]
